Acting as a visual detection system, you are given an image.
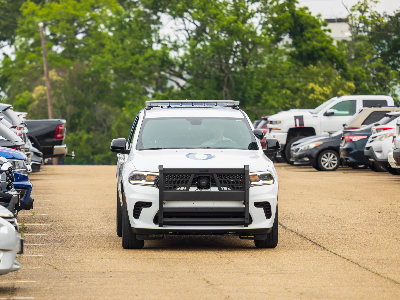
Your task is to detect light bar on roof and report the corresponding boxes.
[145,100,239,108]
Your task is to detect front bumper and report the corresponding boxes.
[291,148,318,166]
[124,185,278,235]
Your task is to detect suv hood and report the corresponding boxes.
[130,149,274,173]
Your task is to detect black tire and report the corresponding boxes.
[284,136,306,165]
[370,163,387,172]
[387,166,400,175]
[255,207,278,248]
[122,203,144,249]
[116,191,122,237]
[317,149,339,171]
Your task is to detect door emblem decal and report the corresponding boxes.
[186,153,215,160]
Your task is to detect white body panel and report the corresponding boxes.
[388,119,400,168]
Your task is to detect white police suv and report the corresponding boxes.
[111,101,280,249]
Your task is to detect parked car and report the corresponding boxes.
[0,207,22,276]
[25,119,68,161]
[341,112,400,168]
[291,130,342,171]
[0,157,19,215]
[266,95,394,162]
[0,148,34,210]
[111,100,280,249]
[364,128,395,172]
[388,118,400,174]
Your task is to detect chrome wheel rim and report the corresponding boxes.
[321,152,338,170]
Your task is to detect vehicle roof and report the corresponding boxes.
[337,95,393,100]
[144,107,245,119]
[345,107,400,128]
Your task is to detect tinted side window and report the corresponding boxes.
[363,100,387,107]
[330,100,357,116]
[362,111,390,125]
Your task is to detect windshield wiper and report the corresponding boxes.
[143,147,167,150]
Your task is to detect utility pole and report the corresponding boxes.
[38,22,54,119]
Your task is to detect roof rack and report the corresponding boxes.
[145,100,239,109]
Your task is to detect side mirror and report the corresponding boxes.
[324,109,334,116]
[253,129,265,140]
[110,138,129,154]
[264,138,281,154]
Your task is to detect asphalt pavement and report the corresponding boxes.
[1,165,399,299]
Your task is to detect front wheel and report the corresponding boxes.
[122,204,144,249]
[317,150,339,171]
[255,207,278,248]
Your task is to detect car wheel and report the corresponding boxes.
[116,191,122,237]
[255,207,278,248]
[284,136,305,165]
[387,166,400,175]
[317,150,339,171]
[122,203,144,249]
[370,163,387,172]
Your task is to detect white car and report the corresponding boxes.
[0,205,22,275]
[111,101,280,249]
[388,118,400,172]
[364,129,395,171]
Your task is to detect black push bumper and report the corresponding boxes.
[157,165,250,227]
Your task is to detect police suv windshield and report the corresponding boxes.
[137,117,257,150]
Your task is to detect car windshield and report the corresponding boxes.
[311,98,336,114]
[257,119,268,129]
[137,117,257,150]
[378,114,400,125]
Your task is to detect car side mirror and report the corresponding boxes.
[264,139,280,154]
[253,129,265,140]
[324,109,334,116]
[110,138,129,154]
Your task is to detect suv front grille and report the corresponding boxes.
[156,174,244,191]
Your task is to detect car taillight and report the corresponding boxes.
[11,146,21,150]
[344,135,368,142]
[55,124,65,139]
[376,127,393,133]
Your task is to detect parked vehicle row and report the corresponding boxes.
[0,104,69,276]
[263,98,400,176]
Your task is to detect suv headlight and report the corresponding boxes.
[249,172,274,186]
[374,133,393,142]
[8,159,27,172]
[129,172,158,186]
[300,142,323,151]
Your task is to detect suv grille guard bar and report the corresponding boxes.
[158,165,250,227]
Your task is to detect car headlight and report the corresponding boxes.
[129,172,158,185]
[249,172,274,186]
[374,133,393,142]
[8,159,27,172]
[300,142,323,151]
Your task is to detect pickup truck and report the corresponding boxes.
[265,95,394,162]
[25,119,68,160]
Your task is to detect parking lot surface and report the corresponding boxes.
[1,165,399,299]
